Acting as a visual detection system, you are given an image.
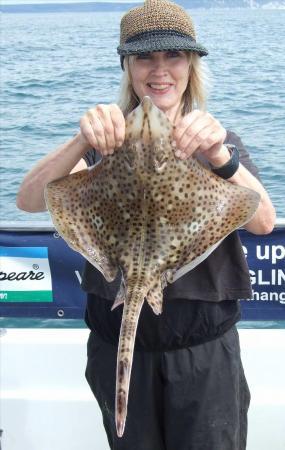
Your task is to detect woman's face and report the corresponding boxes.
[129,50,190,123]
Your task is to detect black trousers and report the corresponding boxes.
[85,326,250,450]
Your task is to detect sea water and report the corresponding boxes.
[1,8,285,222]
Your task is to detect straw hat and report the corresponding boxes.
[117,0,208,66]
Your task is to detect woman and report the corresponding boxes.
[17,0,275,449]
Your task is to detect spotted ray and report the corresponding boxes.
[45,97,260,437]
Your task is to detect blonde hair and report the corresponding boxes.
[117,52,208,117]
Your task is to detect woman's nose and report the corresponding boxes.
[151,56,168,73]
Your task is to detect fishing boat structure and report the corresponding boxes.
[0,220,285,450]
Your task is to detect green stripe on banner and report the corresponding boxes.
[0,291,53,302]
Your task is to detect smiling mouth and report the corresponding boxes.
[147,83,173,91]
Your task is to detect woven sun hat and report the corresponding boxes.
[117,0,208,64]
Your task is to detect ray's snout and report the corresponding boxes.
[141,96,153,113]
[125,96,172,144]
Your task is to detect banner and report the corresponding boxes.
[0,247,53,303]
[0,228,85,319]
[0,225,284,320]
[239,228,285,321]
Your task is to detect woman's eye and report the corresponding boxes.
[167,51,181,58]
[136,53,151,60]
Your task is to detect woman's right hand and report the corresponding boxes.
[79,103,126,156]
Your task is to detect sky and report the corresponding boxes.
[2,0,141,4]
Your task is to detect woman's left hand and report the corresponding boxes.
[173,110,227,164]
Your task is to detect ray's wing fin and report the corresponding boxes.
[169,238,223,282]
[155,162,261,283]
[174,183,259,280]
[45,164,119,281]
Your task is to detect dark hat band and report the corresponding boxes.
[126,29,195,45]
[118,29,208,57]
[118,29,208,70]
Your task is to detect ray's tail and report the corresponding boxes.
[115,289,145,437]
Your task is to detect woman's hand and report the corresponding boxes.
[173,110,228,165]
[79,104,125,156]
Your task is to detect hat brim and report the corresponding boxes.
[117,31,208,57]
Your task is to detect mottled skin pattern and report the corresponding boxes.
[45,97,260,437]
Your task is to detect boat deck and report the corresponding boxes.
[1,327,285,450]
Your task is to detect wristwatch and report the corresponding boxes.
[211,144,239,179]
